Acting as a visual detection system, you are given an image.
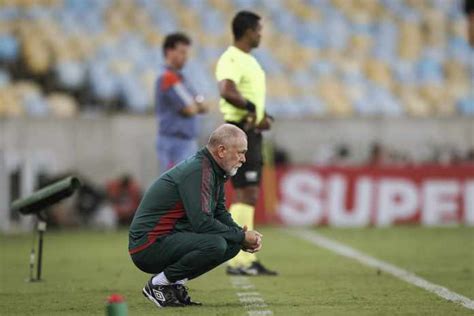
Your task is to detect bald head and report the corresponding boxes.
[207,124,247,149]
[207,124,247,176]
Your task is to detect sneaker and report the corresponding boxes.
[142,278,184,308]
[226,262,278,276]
[249,261,278,276]
[226,266,257,276]
[226,265,259,276]
[173,284,202,306]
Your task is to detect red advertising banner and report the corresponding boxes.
[274,165,474,226]
[226,164,474,226]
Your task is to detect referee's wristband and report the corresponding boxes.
[245,100,256,113]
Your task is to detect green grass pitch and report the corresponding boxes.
[1,226,473,315]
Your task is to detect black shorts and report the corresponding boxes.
[226,121,263,188]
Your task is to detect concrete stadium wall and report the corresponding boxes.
[271,117,474,164]
[1,115,473,187]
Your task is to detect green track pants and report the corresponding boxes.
[131,232,241,282]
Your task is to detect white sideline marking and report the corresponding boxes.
[230,276,273,315]
[286,229,474,311]
[247,311,273,316]
[237,292,261,296]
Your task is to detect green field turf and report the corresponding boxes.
[1,226,473,315]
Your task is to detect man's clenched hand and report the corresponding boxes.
[241,225,263,253]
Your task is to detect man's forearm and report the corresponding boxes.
[193,217,245,243]
[223,92,246,109]
[215,211,241,229]
[218,79,252,110]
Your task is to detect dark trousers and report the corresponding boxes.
[131,232,241,282]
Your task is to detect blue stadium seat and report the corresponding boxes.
[55,61,86,89]
[0,0,472,118]
[0,34,19,62]
[0,69,10,87]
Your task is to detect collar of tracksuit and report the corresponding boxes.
[201,147,228,181]
[164,64,183,77]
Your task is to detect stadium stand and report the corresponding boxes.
[0,0,472,118]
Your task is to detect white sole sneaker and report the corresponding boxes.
[142,285,164,308]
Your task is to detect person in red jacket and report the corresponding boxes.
[106,175,141,225]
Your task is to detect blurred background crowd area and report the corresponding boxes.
[6,170,143,228]
[0,0,473,119]
[311,141,474,166]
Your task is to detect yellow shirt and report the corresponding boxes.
[215,46,266,123]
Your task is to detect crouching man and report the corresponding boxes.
[129,124,263,307]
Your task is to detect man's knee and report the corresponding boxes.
[227,242,242,259]
[205,236,228,259]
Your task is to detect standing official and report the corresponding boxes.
[156,33,208,173]
[215,11,277,276]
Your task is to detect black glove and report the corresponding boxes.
[245,100,256,113]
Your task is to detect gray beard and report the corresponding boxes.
[228,167,239,177]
